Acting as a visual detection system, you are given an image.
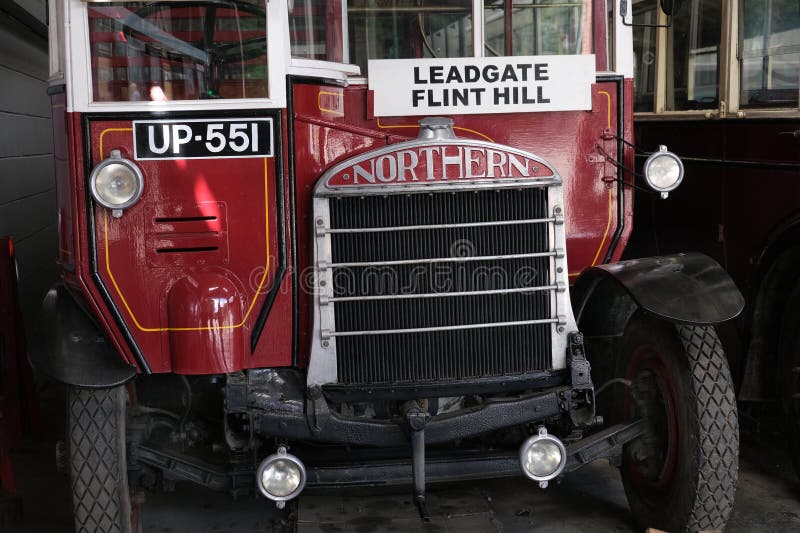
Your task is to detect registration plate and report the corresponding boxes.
[133,118,273,160]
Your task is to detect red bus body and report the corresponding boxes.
[38,1,745,531]
[51,81,633,375]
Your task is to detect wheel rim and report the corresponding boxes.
[623,344,681,507]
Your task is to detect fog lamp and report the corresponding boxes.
[519,427,567,487]
[643,145,684,199]
[89,149,144,215]
[256,446,306,507]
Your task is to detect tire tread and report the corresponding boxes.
[68,386,131,533]
[677,325,739,532]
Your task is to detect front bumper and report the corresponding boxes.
[232,333,594,447]
[258,384,572,447]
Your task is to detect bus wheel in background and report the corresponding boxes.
[68,385,138,533]
[614,314,739,533]
[778,282,800,478]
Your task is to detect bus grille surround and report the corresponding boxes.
[316,186,560,385]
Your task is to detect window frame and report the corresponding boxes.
[63,0,622,110]
[67,0,289,112]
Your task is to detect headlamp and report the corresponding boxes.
[643,145,684,199]
[519,427,567,488]
[256,446,306,508]
[89,149,144,216]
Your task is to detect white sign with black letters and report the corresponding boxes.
[133,118,273,160]
[369,55,595,117]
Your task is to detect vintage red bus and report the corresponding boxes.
[630,0,800,467]
[38,0,743,531]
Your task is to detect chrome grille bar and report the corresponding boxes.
[323,285,559,303]
[322,318,560,338]
[321,217,556,234]
[324,251,559,269]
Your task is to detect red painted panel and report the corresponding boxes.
[87,119,287,373]
[167,273,246,373]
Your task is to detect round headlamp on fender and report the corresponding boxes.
[256,446,306,508]
[643,145,684,199]
[89,149,144,216]
[519,426,567,488]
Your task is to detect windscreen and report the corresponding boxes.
[289,0,344,62]
[342,0,593,76]
[484,0,593,57]
[87,0,268,102]
[347,0,474,75]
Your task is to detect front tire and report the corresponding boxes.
[67,385,135,533]
[615,315,739,533]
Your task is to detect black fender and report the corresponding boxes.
[29,283,136,388]
[572,253,744,337]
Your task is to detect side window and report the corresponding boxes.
[740,0,800,108]
[484,0,594,57]
[665,0,723,110]
[346,1,474,76]
[633,2,659,112]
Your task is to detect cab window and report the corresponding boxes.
[289,0,344,62]
[87,0,268,102]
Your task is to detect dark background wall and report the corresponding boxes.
[0,0,57,332]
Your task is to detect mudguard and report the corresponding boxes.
[29,284,136,387]
[572,253,744,336]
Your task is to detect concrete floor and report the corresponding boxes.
[4,387,800,532]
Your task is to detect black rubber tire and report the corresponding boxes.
[778,282,800,477]
[615,314,739,533]
[67,386,134,533]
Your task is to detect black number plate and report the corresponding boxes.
[133,118,274,160]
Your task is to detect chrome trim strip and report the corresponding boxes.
[307,196,338,387]
[323,285,559,303]
[323,252,557,269]
[317,176,561,196]
[547,189,578,371]
[320,217,556,235]
[322,319,561,339]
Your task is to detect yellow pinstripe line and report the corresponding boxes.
[598,91,612,129]
[99,128,133,160]
[318,90,345,116]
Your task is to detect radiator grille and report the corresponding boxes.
[323,187,556,385]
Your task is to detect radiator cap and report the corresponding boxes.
[417,117,456,141]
